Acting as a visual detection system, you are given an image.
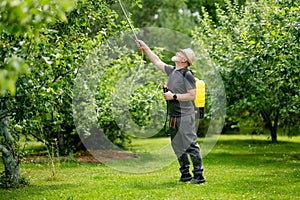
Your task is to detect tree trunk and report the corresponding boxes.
[0,117,20,183]
[271,109,280,143]
[270,127,277,143]
[261,109,279,143]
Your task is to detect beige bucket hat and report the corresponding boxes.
[179,48,196,66]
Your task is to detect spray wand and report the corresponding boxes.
[162,83,170,135]
[117,0,143,53]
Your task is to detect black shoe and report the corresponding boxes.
[179,174,193,182]
[189,175,206,184]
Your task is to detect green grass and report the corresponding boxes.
[1,135,300,200]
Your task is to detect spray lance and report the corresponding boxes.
[118,0,171,134]
[117,0,143,53]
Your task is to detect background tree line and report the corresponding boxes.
[0,0,299,185]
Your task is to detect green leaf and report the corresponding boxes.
[248,40,256,45]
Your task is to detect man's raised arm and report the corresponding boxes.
[136,40,166,72]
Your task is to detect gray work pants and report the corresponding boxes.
[169,114,204,176]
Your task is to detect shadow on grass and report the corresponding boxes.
[212,138,300,146]
[128,179,187,190]
[205,138,300,168]
[0,183,78,199]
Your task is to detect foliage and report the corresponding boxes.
[127,0,247,33]
[96,55,164,142]
[1,0,141,157]
[127,0,198,34]
[1,0,149,184]
[73,42,167,149]
[186,0,247,22]
[193,0,300,141]
[0,0,75,96]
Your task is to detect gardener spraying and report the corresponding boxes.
[136,40,205,184]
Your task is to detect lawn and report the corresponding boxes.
[0,135,299,200]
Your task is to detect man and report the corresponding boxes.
[136,40,205,184]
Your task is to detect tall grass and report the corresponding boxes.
[0,135,299,200]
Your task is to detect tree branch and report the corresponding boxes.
[0,144,9,157]
[0,110,9,120]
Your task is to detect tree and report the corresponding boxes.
[0,117,20,186]
[0,0,76,186]
[194,0,300,142]
[0,0,143,186]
